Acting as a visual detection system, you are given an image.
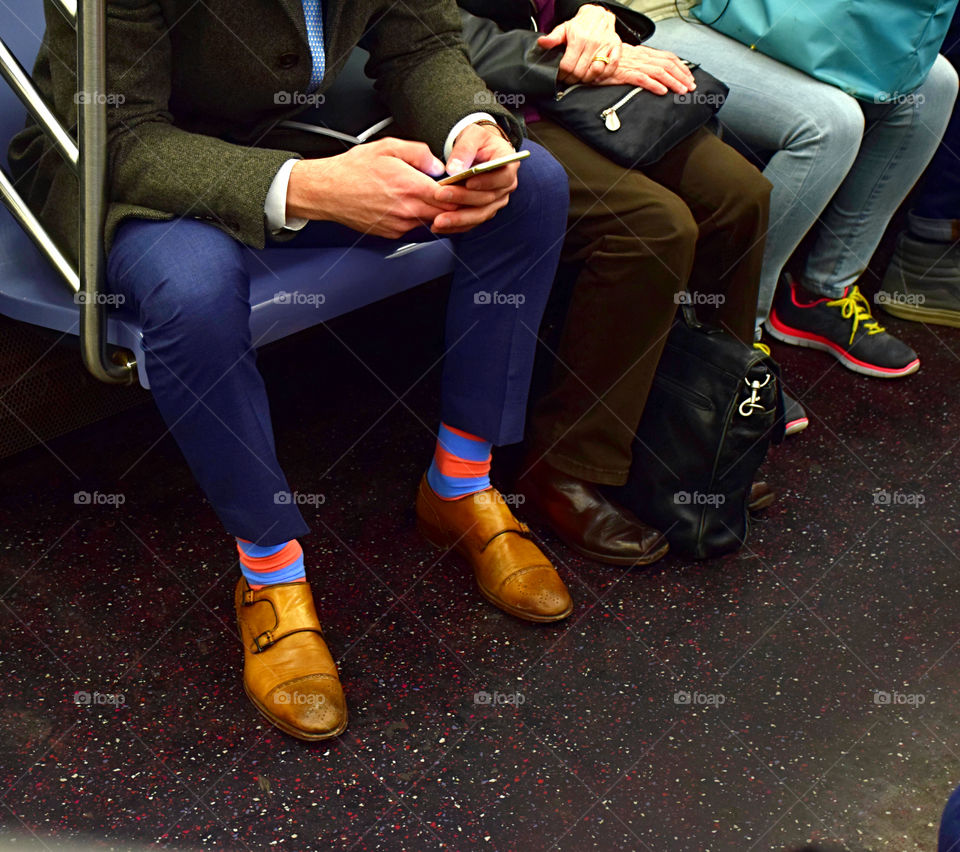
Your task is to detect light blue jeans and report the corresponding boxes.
[650,18,959,336]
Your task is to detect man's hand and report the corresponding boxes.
[285,138,458,239]
[538,4,621,85]
[603,44,696,95]
[430,122,520,236]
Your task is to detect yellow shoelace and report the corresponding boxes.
[825,285,885,345]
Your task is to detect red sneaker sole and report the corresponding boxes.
[785,416,809,436]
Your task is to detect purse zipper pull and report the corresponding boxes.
[601,107,621,131]
[601,87,643,132]
[555,83,582,101]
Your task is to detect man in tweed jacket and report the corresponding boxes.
[9,0,572,741]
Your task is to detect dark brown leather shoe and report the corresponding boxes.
[235,577,348,741]
[516,458,669,567]
[748,481,776,513]
[415,475,573,623]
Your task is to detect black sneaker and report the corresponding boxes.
[766,274,920,378]
[754,342,808,435]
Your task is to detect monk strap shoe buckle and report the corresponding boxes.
[253,630,275,652]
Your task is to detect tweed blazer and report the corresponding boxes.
[8,0,522,261]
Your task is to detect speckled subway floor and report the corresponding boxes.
[1,258,959,852]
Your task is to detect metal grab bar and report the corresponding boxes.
[76,0,130,383]
[0,168,78,288]
[51,0,78,24]
[0,0,134,384]
[0,37,78,171]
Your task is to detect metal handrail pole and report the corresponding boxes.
[0,36,79,173]
[50,0,78,26]
[0,167,79,290]
[77,0,133,383]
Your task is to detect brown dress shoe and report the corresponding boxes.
[748,481,776,513]
[235,577,348,741]
[415,475,573,623]
[516,458,669,567]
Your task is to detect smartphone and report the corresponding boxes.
[437,149,531,186]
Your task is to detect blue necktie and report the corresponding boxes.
[302,0,325,92]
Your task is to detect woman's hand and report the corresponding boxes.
[603,44,697,95]
[538,4,622,85]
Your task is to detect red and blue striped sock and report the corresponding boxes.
[426,422,492,500]
[236,538,306,589]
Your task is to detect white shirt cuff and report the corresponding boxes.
[265,159,309,233]
[443,112,498,161]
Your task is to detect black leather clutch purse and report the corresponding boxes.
[538,63,730,168]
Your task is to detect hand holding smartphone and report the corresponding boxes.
[437,149,531,186]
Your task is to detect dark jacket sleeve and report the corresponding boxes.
[361,0,525,154]
[458,9,564,98]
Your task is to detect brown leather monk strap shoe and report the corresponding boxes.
[235,577,348,741]
[516,458,669,567]
[415,474,573,623]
